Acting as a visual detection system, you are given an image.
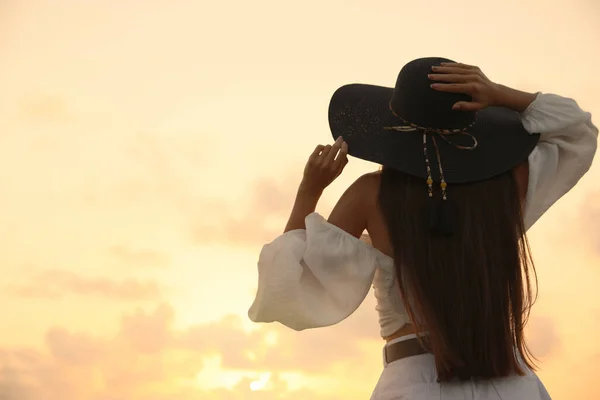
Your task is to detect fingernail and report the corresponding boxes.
[453,104,460,110]
[430,84,438,88]
[431,66,438,71]
[440,62,448,65]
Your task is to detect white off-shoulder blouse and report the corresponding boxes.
[248,93,598,337]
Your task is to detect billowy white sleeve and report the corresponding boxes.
[248,213,382,331]
[522,93,598,230]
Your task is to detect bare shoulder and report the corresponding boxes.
[338,171,381,205]
[327,171,381,238]
[349,170,381,191]
[356,170,382,185]
[353,171,381,204]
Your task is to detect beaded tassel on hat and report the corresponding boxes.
[384,102,477,235]
[430,135,447,201]
[423,132,434,198]
[423,132,453,235]
[423,132,447,200]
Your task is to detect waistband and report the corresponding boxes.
[382,333,429,367]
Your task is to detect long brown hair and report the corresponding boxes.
[378,166,537,382]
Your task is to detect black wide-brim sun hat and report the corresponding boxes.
[328,57,540,184]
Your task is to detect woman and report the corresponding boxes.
[248,57,598,399]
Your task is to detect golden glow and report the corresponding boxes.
[0,1,599,399]
[249,373,272,391]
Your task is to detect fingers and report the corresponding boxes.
[452,101,483,111]
[304,139,349,190]
[429,62,483,90]
[428,73,480,83]
[430,82,474,93]
[431,83,481,111]
[320,144,332,159]
[325,136,344,163]
[310,137,348,166]
[431,66,475,75]
[310,144,325,160]
[333,140,348,170]
[440,62,479,70]
[309,144,326,165]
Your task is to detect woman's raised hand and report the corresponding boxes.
[300,136,349,196]
[428,62,501,112]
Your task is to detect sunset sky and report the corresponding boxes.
[1,1,599,399]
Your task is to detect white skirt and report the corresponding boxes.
[371,334,553,400]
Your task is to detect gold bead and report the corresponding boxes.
[426,178,433,185]
[440,181,447,189]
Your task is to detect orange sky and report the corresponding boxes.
[0,1,599,399]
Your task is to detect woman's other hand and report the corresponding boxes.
[428,62,537,113]
[428,62,501,111]
[300,136,349,196]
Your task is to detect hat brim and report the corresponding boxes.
[328,84,540,184]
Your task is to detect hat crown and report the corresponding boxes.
[390,57,475,131]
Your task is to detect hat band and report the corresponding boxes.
[384,102,479,150]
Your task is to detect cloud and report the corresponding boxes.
[0,302,381,400]
[45,329,105,366]
[12,270,163,301]
[190,175,340,247]
[0,295,582,400]
[0,304,202,400]
[120,303,174,354]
